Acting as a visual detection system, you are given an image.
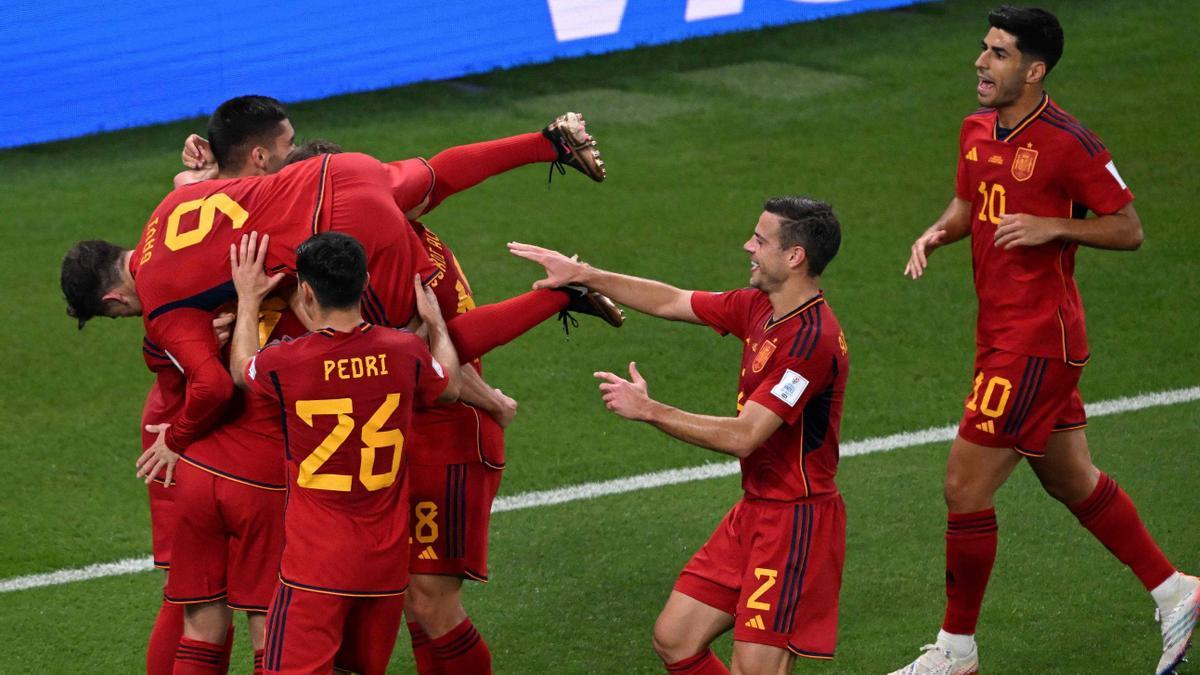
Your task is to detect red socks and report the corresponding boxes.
[429,618,493,675]
[665,649,730,674]
[426,132,558,210]
[942,508,998,635]
[1070,472,1175,590]
[446,290,569,362]
[408,622,443,675]
[173,637,225,674]
[253,648,264,675]
[148,600,184,675]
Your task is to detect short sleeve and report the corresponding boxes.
[690,289,756,340]
[1061,146,1134,216]
[243,341,286,401]
[955,121,973,201]
[746,354,829,426]
[407,338,448,407]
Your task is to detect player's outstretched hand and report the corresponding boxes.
[595,362,652,421]
[230,232,284,302]
[182,134,214,170]
[904,228,947,279]
[993,213,1061,249]
[507,242,585,290]
[136,424,180,486]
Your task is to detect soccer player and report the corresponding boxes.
[280,139,546,674]
[510,196,849,674]
[230,231,460,674]
[890,7,1198,675]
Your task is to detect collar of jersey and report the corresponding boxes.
[993,92,1049,143]
[315,322,373,337]
[763,292,824,332]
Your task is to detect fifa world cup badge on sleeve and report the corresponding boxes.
[771,369,809,407]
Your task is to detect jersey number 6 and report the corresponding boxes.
[295,394,405,492]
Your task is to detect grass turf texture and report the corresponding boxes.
[0,0,1196,671]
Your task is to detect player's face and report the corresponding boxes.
[744,212,790,291]
[262,119,297,174]
[975,28,1028,108]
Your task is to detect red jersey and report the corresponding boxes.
[140,337,185,451]
[691,290,849,502]
[244,323,448,596]
[956,95,1134,364]
[130,153,437,452]
[408,222,504,468]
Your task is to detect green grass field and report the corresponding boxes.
[2,0,1198,671]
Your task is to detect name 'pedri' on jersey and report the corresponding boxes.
[691,289,849,502]
[956,94,1134,364]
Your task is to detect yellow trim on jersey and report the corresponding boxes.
[993,93,1049,141]
[763,294,824,333]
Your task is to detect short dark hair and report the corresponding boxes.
[763,196,841,277]
[207,95,289,171]
[988,6,1064,74]
[61,240,127,329]
[284,139,344,166]
[295,232,368,310]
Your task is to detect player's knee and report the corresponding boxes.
[182,601,232,644]
[1037,463,1100,505]
[942,471,977,511]
[651,613,692,663]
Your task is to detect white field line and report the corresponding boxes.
[3,385,1197,595]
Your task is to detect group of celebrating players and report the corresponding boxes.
[60,5,1197,675]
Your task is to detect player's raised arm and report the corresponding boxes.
[229,232,285,389]
[508,242,701,324]
[905,196,972,279]
[414,276,461,403]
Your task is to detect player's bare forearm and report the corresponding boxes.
[456,366,503,414]
[932,197,973,244]
[640,402,780,458]
[429,323,461,403]
[596,364,782,456]
[994,203,1143,251]
[906,197,972,278]
[229,233,285,388]
[1056,203,1143,250]
[575,266,701,324]
[509,242,700,323]
[229,300,261,390]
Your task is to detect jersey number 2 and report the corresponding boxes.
[295,394,405,492]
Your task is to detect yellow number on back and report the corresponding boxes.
[294,394,406,492]
[165,193,249,251]
[359,394,404,491]
[296,398,355,491]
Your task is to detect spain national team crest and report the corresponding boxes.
[1011,145,1038,182]
[751,339,777,373]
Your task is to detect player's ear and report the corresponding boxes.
[787,246,808,271]
[250,146,269,172]
[1025,59,1046,85]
